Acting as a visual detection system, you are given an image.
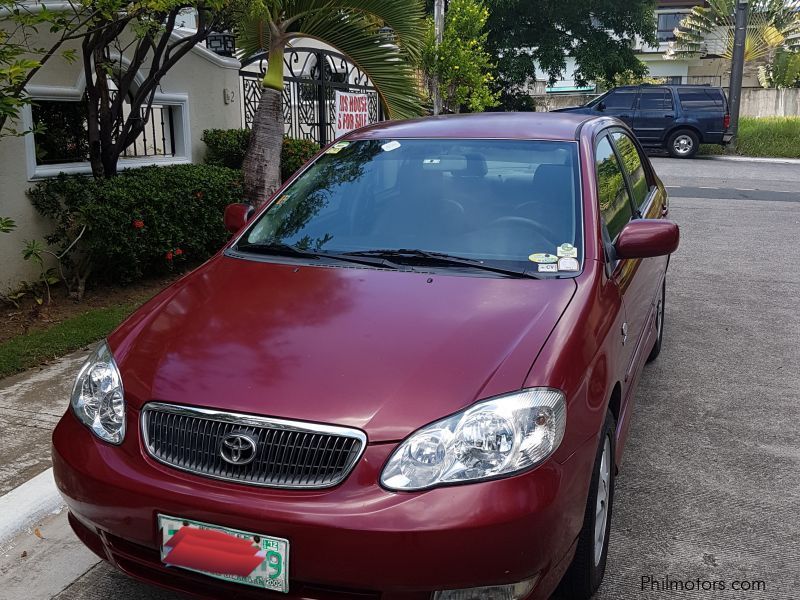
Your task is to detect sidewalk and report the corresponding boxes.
[699,154,800,165]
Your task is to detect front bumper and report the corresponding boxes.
[53,407,595,599]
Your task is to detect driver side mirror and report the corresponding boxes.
[224,203,255,234]
[615,219,679,260]
[596,101,606,112]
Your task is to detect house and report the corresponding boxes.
[0,9,243,290]
[536,0,762,101]
[634,0,760,88]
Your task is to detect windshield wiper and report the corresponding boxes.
[236,242,402,270]
[236,242,322,259]
[341,249,540,279]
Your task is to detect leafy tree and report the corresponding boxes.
[668,0,800,62]
[77,0,233,177]
[236,0,425,206]
[484,0,657,111]
[758,48,800,88]
[421,0,497,113]
[0,0,99,139]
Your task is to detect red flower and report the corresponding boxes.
[174,248,183,256]
[132,219,145,229]
[195,191,204,199]
[165,251,174,261]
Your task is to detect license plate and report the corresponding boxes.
[158,514,289,593]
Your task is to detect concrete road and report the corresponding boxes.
[1,157,798,599]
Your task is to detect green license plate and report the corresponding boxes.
[158,514,289,593]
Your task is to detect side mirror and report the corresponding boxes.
[615,219,679,260]
[596,101,606,112]
[224,203,254,234]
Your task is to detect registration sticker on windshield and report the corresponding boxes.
[381,140,401,152]
[538,263,558,273]
[557,243,578,258]
[325,141,350,154]
[558,257,580,272]
[528,253,558,264]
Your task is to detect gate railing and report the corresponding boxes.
[240,46,384,146]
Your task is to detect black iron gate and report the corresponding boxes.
[240,47,384,146]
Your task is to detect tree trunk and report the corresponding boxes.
[242,44,285,206]
[242,88,283,206]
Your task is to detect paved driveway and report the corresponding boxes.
[2,157,799,599]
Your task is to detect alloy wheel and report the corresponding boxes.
[673,135,694,156]
[593,436,612,566]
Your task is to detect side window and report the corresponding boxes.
[639,89,673,110]
[677,88,725,109]
[612,132,649,211]
[603,89,638,110]
[595,137,633,242]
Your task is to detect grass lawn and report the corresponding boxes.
[700,116,800,158]
[0,303,139,379]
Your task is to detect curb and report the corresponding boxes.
[698,155,800,165]
[0,468,64,545]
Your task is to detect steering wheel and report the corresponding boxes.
[487,216,558,248]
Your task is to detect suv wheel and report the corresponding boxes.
[667,129,699,158]
[555,411,616,599]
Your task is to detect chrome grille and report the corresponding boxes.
[141,403,366,488]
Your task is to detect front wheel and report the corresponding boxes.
[667,129,699,158]
[556,411,616,599]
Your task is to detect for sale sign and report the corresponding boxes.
[334,91,372,138]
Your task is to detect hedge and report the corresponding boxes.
[202,129,320,181]
[28,164,243,285]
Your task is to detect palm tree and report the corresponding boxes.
[667,0,800,63]
[236,1,425,205]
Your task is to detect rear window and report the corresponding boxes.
[678,88,726,110]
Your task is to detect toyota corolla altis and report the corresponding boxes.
[53,113,679,600]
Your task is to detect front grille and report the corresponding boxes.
[141,403,366,489]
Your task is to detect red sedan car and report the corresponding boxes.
[53,113,678,600]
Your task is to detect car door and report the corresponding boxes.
[595,88,638,126]
[594,134,637,384]
[632,88,676,145]
[609,130,667,382]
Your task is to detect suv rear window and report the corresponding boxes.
[678,88,725,110]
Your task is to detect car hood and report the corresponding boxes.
[110,256,576,442]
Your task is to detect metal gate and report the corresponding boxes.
[240,47,384,146]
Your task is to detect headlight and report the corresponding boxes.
[381,389,565,491]
[71,341,126,444]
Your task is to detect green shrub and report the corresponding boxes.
[202,129,251,169]
[202,129,320,180]
[28,164,243,285]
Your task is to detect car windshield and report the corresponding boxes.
[238,139,582,273]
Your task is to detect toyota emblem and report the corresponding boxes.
[219,432,258,465]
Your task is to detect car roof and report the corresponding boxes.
[348,112,595,142]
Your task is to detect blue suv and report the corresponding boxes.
[555,84,732,158]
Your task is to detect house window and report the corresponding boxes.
[32,100,90,165]
[31,96,177,167]
[657,13,686,42]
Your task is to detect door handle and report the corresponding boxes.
[664,114,675,119]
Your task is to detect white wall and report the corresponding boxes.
[0,32,242,290]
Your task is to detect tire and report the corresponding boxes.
[646,279,666,363]
[556,411,616,599]
[666,129,699,159]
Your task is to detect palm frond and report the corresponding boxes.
[290,11,423,118]
[237,15,273,58]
